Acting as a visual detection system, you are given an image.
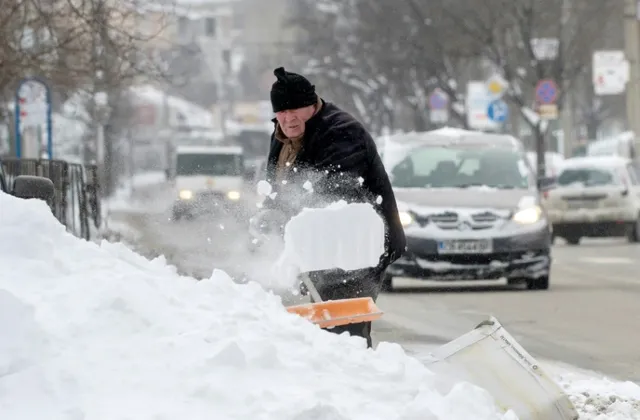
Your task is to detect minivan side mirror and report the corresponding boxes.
[12,175,55,201]
[538,176,556,191]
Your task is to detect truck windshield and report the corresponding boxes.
[176,153,244,176]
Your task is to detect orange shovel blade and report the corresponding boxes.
[286,297,383,329]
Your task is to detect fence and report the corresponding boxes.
[1,158,101,240]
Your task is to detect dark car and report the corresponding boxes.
[381,130,552,291]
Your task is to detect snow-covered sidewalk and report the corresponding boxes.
[405,344,640,420]
[1,191,640,419]
[549,363,640,420]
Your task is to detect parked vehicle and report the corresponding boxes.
[544,156,640,244]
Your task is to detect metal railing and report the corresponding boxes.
[1,158,101,240]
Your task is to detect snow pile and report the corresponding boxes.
[557,372,640,420]
[0,191,517,420]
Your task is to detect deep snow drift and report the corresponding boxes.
[0,191,517,420]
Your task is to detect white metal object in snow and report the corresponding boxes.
[424,316,579,420]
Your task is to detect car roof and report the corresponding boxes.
[559,156,630,170]
[380,128,522,150]
[176,145,243,155]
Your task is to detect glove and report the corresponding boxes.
[248,209,288,239]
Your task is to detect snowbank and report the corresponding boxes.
[0,191,516,420]
[553,368,640,420]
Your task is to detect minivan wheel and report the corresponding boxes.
[627,217,640,243]
[526,275,549,290]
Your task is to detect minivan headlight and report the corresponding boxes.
[399,211,414,227]
[512,206,542,224]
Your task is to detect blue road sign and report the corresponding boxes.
[535,79,558,104]
[429,90,448,110]
[487,99,509,123]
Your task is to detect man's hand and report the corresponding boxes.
[248,209,288,238]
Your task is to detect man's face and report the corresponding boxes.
[275,104,316,138]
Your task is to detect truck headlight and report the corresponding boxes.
[179,189,193,200]
[512,206,542,224]
[399,211,414,227]
[227,190,241,200]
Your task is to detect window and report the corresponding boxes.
[557,167,617,187]
[389,146,530,189]
[176,153,244,176]
[205,17,216,36]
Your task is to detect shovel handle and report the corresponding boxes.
[299,273,323,303]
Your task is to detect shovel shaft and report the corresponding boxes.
[299,273,323,303]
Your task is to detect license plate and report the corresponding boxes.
[567,200,599,209]
[437,239,493,254]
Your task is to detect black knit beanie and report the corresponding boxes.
[270,67,318,113]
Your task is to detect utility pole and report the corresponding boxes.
[560,0,574,157]
[624,0,640,150]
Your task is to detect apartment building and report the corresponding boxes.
[232,0,300,100]
[137,0,239,109]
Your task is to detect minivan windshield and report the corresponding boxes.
[176,153,244,176]
[389,145,532,189]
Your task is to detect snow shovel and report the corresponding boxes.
[257,202,386,328]
[285,272,384,329]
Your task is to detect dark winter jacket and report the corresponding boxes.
[263,99,406,268]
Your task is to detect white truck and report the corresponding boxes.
[170,145,245,220]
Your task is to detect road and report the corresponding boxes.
[109,183,640,381]
[374,239,640,381]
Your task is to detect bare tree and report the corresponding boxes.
[431,0,615,173]
[289,0,482,134]
[0,0,174,194]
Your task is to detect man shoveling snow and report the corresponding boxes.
[251,67,406,347]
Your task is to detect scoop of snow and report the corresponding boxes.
[256,180,272,196]
[281,201,386,273]
[303,180,314,192]
[0,191,514,420]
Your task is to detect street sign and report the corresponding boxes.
[485,74,508,99]
[535,79,558,104]
[466,81,499,130]
[538,104,558,120]
[592,50,629,96]
[487,99,509,123]
[14,77,53,159]
[428,89,448,110]
[531,38,559,61]
[430,109,449,124]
